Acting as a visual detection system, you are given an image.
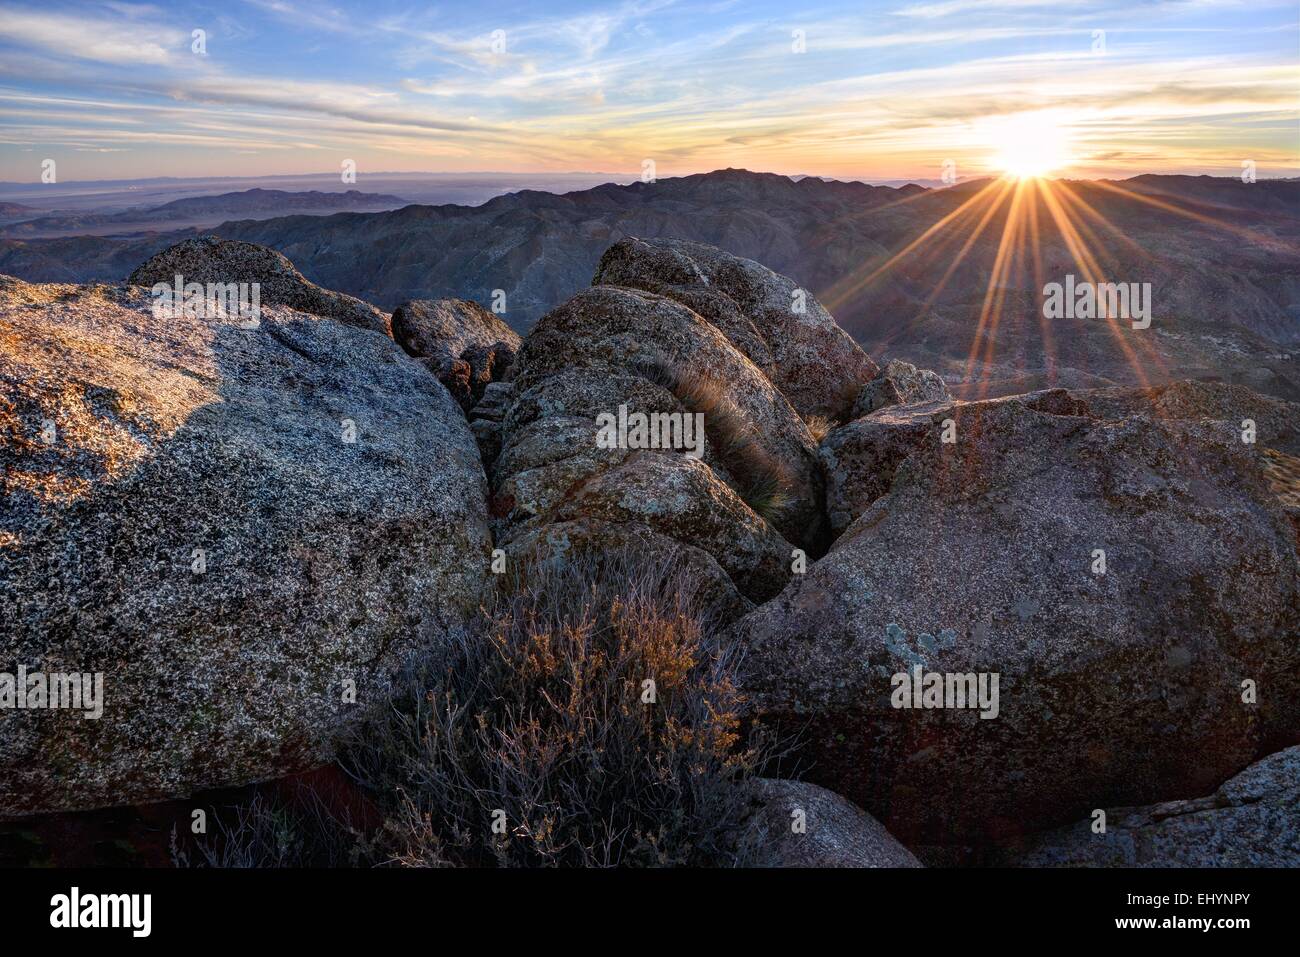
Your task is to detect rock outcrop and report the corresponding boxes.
[594,237,878,421]
[0,274,490,815]
[735,382,1300,844]
[468,380,515,464]
[492,283,827,609]
[852,359,950,417]
[820,388,1083,537]
[745,779,922,868]
[390,298,520,410]
[128,236,389,335]
[994,746,1300,867]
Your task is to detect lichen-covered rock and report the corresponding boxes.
[744,779,922,868]
[1081,379,1300,455]
[820,399,945,537]
[0,276,490,816]
[593,237,877,421]
[733,383,1300,844]
[128,236,389,335]
[547,452,794,602]
[495,285,823,586]
[852,359,950,418]
[821,389,1083,538]
[391,298,520,409]
[994,746,1300,867]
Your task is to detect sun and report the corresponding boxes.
[987,113,1074,180]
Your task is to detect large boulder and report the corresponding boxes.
[744,779,922,868]
[547,452,794,602]
[390,298,520,410]
[821,389,1083,537]
[128,236,389,335]
[594,237,877,422]
[492,285,823,607]
[0,275,490,816]
[734,383,1300,844]
[995,745,1300,867]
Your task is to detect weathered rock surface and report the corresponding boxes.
[0,275,490,816]
[821,399,944,537]
[390,298,520,409]
[547,452,794,602]
[735,382,1300,844]
[128,236,389,335]
[821,388,1084,537]
[745,778,922,868]
[594,237,877,421]
[468,380,515,464]
[852,359,950,418]
[1081,379,1300,455]
[492,284,822,608]
[993,746,1300,867]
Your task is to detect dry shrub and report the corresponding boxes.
[341,550,772,867]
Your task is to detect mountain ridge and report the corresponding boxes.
[2,168,1297,401]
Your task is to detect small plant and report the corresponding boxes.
[174,786,372,868]
[630,353,796,524]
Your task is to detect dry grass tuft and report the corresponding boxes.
[803,414,833,443]
[631,353,796,524]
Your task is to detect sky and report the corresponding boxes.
[0,0,1296,183]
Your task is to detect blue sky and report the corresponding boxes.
[0,0,1296,181]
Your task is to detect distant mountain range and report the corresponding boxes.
[0,202,38,221]
[0,189,409,237]
[2,170,1297,400]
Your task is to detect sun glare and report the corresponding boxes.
[988,114,1074,180]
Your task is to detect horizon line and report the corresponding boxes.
[3,168,1298,191]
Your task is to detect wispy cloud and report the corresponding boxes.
[0,0,1295,180]
[0,9,185,65]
